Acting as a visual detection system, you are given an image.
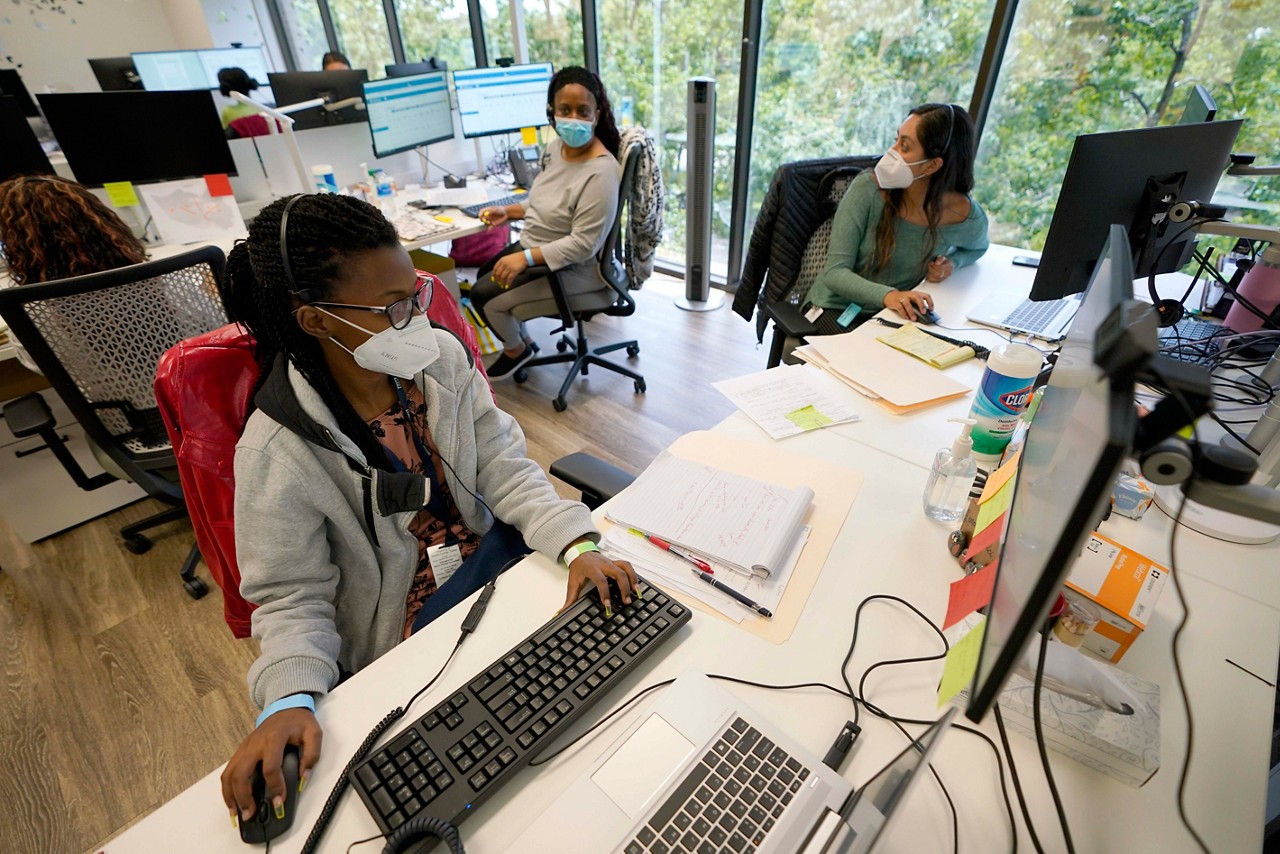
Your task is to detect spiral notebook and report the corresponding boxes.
[604,451,813,578]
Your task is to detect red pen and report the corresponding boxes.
[627,528,713,573]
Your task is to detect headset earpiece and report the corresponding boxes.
[1154,298,1185,327]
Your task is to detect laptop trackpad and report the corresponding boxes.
[592,713,696,817]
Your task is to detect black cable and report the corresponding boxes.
[994,705,1045,854]
[1147,365,1214,853]
[301,638,467,854]
[346,831,387,853]
[1031,624,1075,854]
[1207,412,1261,454]
[527,679,675,767]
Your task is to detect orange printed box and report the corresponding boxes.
[1064,531,1168,663]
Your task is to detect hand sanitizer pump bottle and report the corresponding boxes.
[924,418,978,523]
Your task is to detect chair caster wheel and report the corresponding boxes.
[626,344,640,358]
[513,368,529,384]
[556,339,570,353]
[184,577,209,599]
[124,534,152,554]
[634,380,647,394]
[552,397,568,412]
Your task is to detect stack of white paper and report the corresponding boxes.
[712,364,860,440]
[795,332,972,412]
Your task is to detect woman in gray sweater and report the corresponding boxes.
[216,192,637,824]
[471,66,623,379]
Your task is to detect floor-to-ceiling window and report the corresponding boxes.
[976,0,1280,250]
[482,0,516,64]
[279,0,330,71]
[328,0,395,73]
[524,0,585,68]
[397,0,478,70]
[600,0,744,276]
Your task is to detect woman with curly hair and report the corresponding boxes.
[0,174,146,286]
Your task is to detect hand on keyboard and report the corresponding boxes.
[564,549,639,613]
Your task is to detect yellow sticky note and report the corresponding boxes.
[938,616,986,706]
[784,404,833,431]
[975,476,1014,533]
[103,181,139,207]
[520,126,539,146]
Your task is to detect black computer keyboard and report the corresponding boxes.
[350,582,690,837]
[1158,317,1228,363]
[459,193,528,219]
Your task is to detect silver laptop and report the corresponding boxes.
[512,672,954,853]
[966,291,1083,341]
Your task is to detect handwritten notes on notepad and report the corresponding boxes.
[605,452,814,578]
[875,323,975,368]
[713,365,859,439]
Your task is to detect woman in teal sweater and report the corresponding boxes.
[807,103,989,330]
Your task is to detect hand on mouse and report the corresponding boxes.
[563,545,639,613]
[221,707,322,825]
[926,255,954,283]
[883,289,933,321]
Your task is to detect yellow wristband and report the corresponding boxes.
[562,540,600,568]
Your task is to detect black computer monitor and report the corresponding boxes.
[37,91,235,187]
[1029,119,1242,301]
[452,62,554,138]
[966,224,1143,723]
[0,96,53,181]
[267,70,370,131]
[386,59,447,78]
[88,57,143,91]
[0,69,38,117]
[1178,84,1217,124]
[363,71,453,157]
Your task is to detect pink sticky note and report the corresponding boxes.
[204,173,234,197]
[943,560,998,630]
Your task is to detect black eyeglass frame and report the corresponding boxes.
[307,274,434,330]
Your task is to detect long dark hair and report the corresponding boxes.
[547,66,621,159]
[0,175,146,286]
[868,103,977,277]
[220,193,401,471]
[218,66,258,97]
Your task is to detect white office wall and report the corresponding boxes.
[202,0,287,71]
[0,0,210,95]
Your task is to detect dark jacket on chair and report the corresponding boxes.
[733,155,878,343]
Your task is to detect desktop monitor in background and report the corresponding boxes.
[386,59,448,78]
[37,91,235,187]
[1029,119,1242,301]
[89,57,144,91]
[0,69,39,117]
[196,47,271,90]
[0,96,54,181]
[966,224,1142,723]
[453,62,554,138]
[267,70,370,131]
[363,71,453,157]
[132,50,209,91]
[1178,84,1217,124]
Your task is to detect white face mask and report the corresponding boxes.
[874,148,929,189]
[319,310,441,379]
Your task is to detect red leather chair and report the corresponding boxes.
[155,276,489,638]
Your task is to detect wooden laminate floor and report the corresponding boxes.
[0,274,769,853]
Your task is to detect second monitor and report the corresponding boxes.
[268,70,370,131]
[453,62,553,138]
[363,71,453,157]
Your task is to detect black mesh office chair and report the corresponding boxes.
[507,139,647,411]
[0,246,227,597]
[733,155,878,367]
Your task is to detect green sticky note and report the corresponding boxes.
[975,476,1014,533]
[784,405,833,431]
[938,616,986,706]
[103,181,139,207]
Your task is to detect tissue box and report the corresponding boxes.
[1063,532,1168,663]
[1111,474,1154,519]
[954,657,1160,788]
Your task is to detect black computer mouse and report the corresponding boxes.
[239,744,300,844]
[918,309,941,325]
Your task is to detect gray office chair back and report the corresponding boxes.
[600,139,644,298]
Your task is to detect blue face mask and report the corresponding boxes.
[556,118,595,148]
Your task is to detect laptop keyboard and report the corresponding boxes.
[1159,317,1227,363]
[625,717,811,854]
[350,583,690,836]
[1002,297,1067,334]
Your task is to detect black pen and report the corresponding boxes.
[691,568,773,618]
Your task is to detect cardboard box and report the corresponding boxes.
[409,248,460,301]
[953,656,1161,788]
[1063,532,1168,663]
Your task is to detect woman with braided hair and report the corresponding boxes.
[469,65,623,378]
[217,192,637,824]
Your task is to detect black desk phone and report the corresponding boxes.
[509,146,542,189]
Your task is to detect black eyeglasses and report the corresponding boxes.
[308,274,434,330]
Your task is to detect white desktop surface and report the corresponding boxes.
[107,413,1279,854]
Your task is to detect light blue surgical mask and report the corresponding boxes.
[556,118,595,149]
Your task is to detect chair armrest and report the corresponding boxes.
[3,393,55,438]
[550,452,636,511]
[764,300,817,339]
